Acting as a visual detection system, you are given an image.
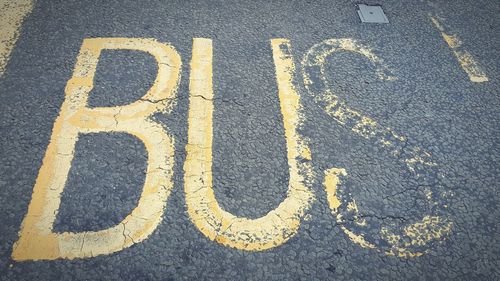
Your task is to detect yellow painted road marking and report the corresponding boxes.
[0,0,33,77]
[10,35,454,259]
[303,38,452,257]
[324,168,452,257]
[12,38,181,260]
[430,15,489,83]
[183,38,327,251]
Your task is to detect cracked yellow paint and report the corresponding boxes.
[430,16,489,83]
[323,168,345,213]
[0,0,33,77]
[344,199,452,258]
[341,227,377,250]
[302,38,440,172]
[12,38,181,260]
[324,168,374,249]
[301,39,417,163]
[403,215,453,247]
[306,38,452,257]
[404,147,437,173]
[184,38,314,251]
[324,168,451,258]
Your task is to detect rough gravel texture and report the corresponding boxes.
[0,0,498,280]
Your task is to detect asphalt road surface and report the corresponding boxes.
[0,0,498,280]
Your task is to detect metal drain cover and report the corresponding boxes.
[357,4,389,23]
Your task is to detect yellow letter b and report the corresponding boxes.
[12,38,181,260]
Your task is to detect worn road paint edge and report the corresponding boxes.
[430,15,489,83]
[0,0,34,77]
[302,38,453,257]
[12,38,181,260]
[183,38,317,251]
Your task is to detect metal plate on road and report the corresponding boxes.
[357,4,389,23]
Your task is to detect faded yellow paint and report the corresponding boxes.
[379,214,453,257]
[184,38,314,251]
[430,16,489,83]
[0,0,33,77]
[341,227,377,250]
[12,38,181,260]
[405,147,437,173]
[342,199,452,258]
[324,170,451,257]
[403,215,453,247]
[306,38,452,257]
[323,168,375,249]
[302,38,441,173]
[302,39,426,167]
[323,168,346,213]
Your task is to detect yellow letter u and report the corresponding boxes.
[184,38,316,251]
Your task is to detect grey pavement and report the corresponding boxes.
[0,0,499,280]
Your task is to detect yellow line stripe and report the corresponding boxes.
[0,0,34,77]
[430,15,489,83]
